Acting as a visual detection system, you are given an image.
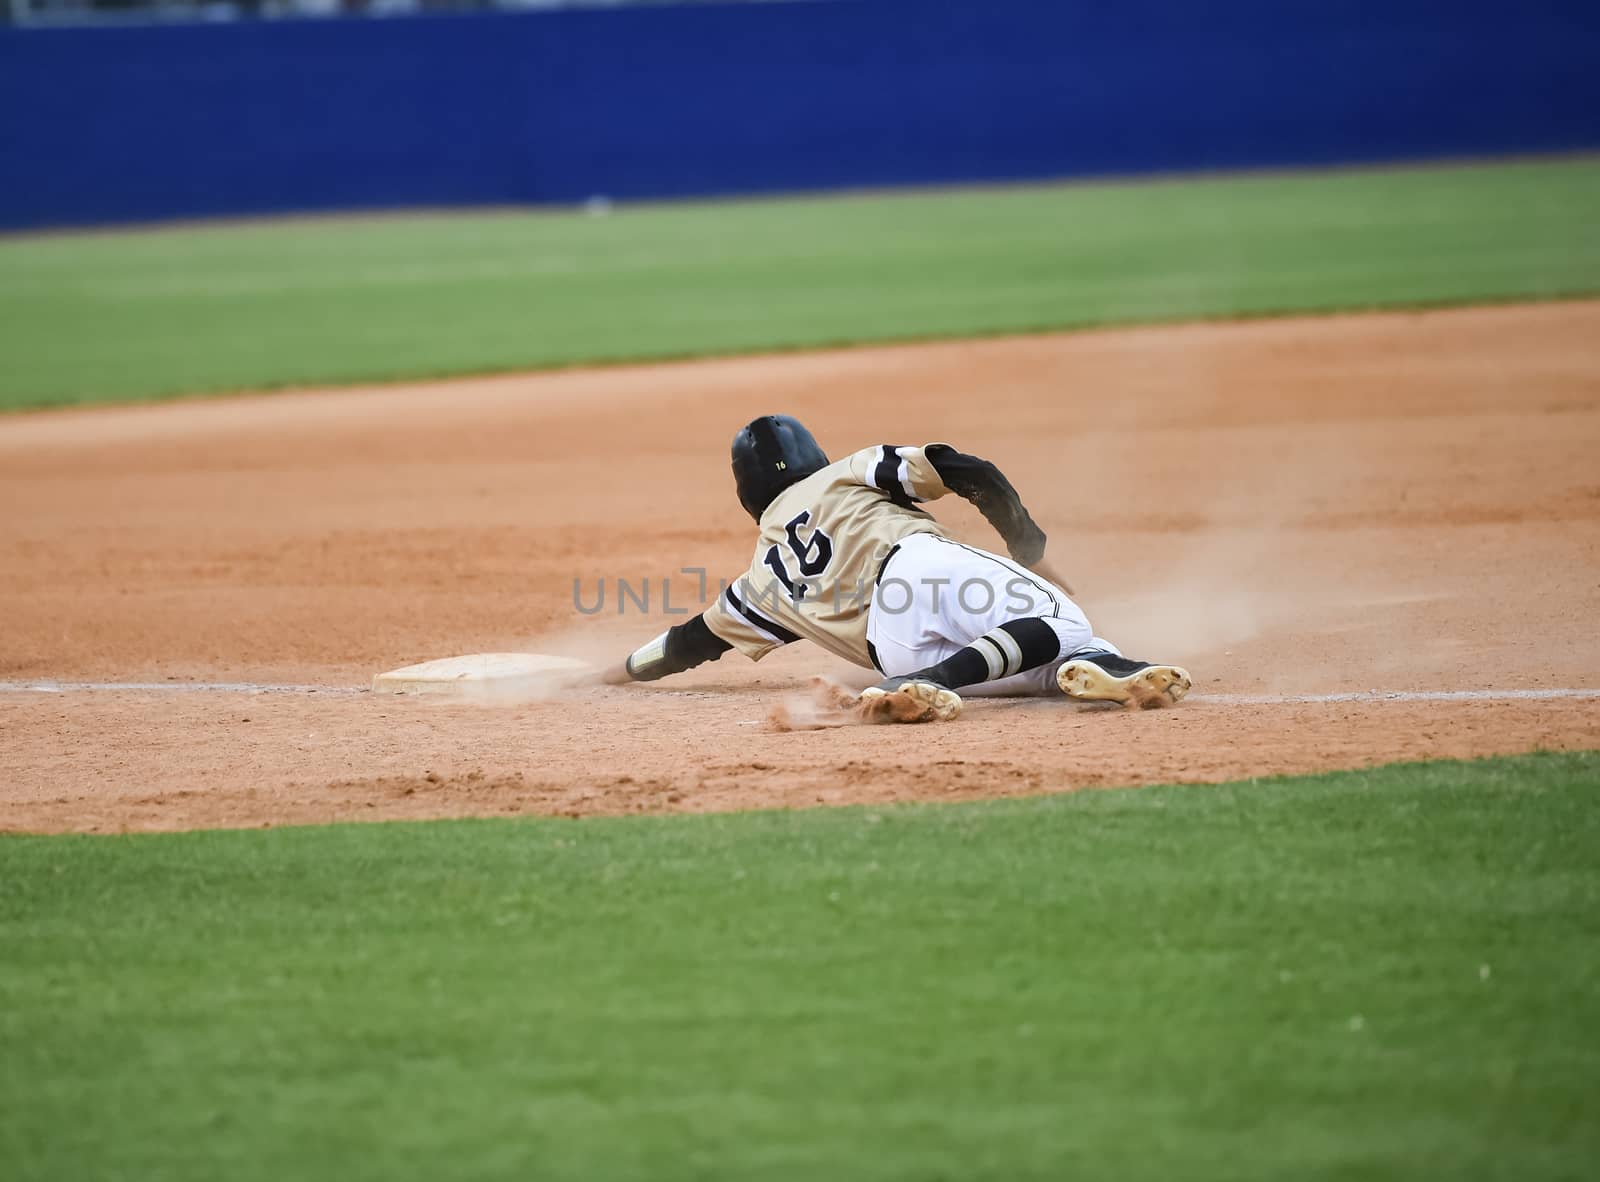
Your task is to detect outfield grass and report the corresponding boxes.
[1,157,1597,410]
[3,751,1596,1180]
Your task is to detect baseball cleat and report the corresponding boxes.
[856,678,963,723]
[1057,656,1191,709]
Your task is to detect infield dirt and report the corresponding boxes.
[3,302,1598,832]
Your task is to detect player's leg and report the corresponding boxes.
[873,617,1071,694]
[876,617,1192,708]
[925,541,1191,704]
[865,534,1082,704]
[965,633,1118,696]
[866,534,1190,707]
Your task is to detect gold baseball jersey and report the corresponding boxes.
[702,444,955,668]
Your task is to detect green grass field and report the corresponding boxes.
[3,753,1597,1181]
[2,157,1598,410]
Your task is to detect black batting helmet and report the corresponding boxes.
[731,415,829,521]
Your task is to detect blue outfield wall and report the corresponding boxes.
[1,0,1598,229]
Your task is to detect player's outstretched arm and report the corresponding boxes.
[924,445,1045,562]
[923,444,1074,594]
[599,612,734,686]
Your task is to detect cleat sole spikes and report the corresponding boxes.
[857,680,963,723]
[1057,661,1192,709]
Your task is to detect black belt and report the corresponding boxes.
[865,542,904,673]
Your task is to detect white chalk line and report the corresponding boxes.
[0,682,1597,706]
[0,681,365,695]
[1205,688,1600,705]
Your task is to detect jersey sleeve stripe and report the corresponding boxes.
[868,445,896,491]
[895,455,925,503]
[872,445,917,509]
[724,584,802,646]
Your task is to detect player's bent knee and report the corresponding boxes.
[1041,614,1093,659]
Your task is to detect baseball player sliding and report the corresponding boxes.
[601,415,1190,722]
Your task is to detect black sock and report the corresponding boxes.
[910,618,1062,689]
